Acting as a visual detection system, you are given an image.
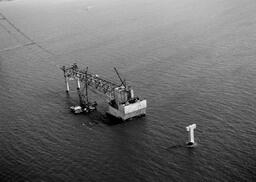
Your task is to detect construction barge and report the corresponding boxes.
[61,63,147,121]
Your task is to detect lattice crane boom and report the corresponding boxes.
[61,63,120,100]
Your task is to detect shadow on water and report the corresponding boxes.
[74,110,102,128]
[166,143,186,152]
[81,112,144,128]
[102,115,125,126]
[166,144,185,150]
[82,120,98,128]
[166,142,199,152]
[102,115,147,126]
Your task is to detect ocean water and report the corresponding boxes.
[0,0,256,181]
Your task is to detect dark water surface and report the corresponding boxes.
[0,0,256,181]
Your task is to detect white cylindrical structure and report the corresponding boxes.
[187,128,191,142]
[77,77,81,89]
[190,128,194,143]
[130,89,134,99]
[65,78,70,92]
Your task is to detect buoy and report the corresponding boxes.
[186,124,197,147]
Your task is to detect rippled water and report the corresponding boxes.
[0,0,256,181]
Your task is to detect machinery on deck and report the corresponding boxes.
[61,63,147,120]
[61,64,97,114]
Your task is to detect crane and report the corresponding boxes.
[61,63,147,120]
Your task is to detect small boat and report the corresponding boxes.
[70,106,83,114]
[70,101,97,114]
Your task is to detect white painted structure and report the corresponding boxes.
[106,86,147,120]
[186,124,196,144]
[107,99,147,120]
[65,78,70,92]
[77,77,81,89]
